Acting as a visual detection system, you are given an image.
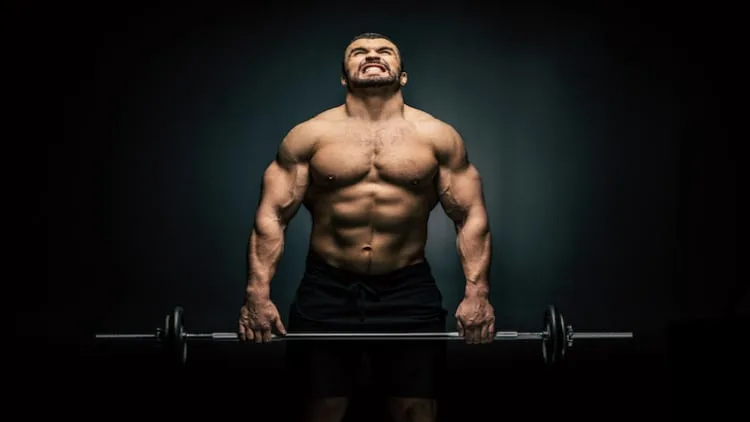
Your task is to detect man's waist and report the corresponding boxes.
[304,248,432,286]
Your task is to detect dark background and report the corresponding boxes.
[27,0,740,420]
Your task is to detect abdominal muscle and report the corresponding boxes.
[306,182,434,275]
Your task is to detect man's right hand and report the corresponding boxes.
[238,298,287,343]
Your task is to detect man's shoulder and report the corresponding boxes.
[405,106,460,143]
[405,105,438,125]
[286,107,343,139]
[309,105,348,124]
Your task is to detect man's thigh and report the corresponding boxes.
[368,340,447,399]
[286,340,363,398]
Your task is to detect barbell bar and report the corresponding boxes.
[94,305,633,366]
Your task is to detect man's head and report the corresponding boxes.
[341,32,407,92]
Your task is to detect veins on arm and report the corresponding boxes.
[247,122,316,293]
[434,123,492,295]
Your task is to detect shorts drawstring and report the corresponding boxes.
[347,281,380,322]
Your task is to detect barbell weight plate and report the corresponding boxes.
[163,313,170,343]
[543,306,549,363]
[171,306,187,366]
[554,308,567,364]
[545,305,564,365]
[542,306,553,364]
[163,311,173,364]
[558,311,567,361]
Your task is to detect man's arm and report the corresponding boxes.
[435,124,492,299]
[246,123,314,301]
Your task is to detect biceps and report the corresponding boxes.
[257,161,308,225]
[439,165,486,224]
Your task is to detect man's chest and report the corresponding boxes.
[309,122,439,187]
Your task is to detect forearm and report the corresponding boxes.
[456,209,491,299]
[246,213,286,300]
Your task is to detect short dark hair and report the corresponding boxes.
[348,32,397,45]
[341,32,404,78]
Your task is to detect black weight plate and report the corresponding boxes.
[558,311,568,361]
[170,306,187,366]
[163,313,170,343]
[543,306,559,364]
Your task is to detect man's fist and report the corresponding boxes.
[238,299,287,343]
[455,296,495,344]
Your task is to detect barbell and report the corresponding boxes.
[94,305,633,366]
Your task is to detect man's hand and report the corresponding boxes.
[455,296,495,344]
[238,298,287,343]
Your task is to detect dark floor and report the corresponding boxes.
[14,319,745,421]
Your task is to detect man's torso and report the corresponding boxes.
[302,105,445,275]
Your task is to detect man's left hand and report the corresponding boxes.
[455,296,495,344]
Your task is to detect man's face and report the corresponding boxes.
[342,38,404,89]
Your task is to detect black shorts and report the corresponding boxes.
[285,251,448,399]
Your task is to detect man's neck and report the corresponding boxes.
[344,89,404,121]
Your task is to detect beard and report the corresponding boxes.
[345,66,400,90]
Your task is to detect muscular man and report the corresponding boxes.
[238,33,495,422]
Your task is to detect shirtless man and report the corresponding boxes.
[238,33,495,422]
